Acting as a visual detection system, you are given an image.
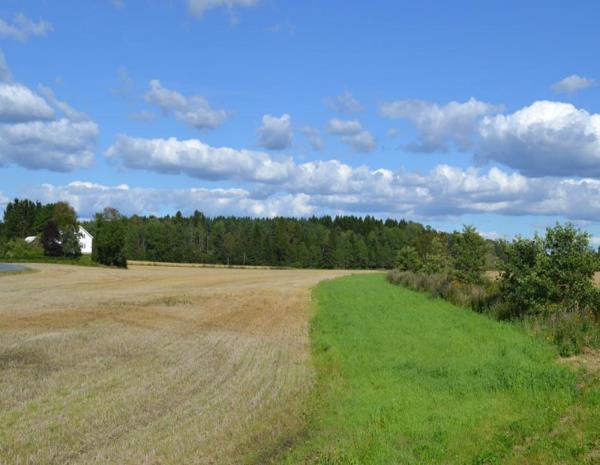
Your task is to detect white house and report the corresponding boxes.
[78,226,94,255]
[24,225,94,255]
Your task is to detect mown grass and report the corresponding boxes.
[278,274,599,465]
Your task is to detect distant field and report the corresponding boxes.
[279,275,599,464]
[0,264,350,465]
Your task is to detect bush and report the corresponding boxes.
[61,226,82,258]
[1,239,43,259]
[41,219,63,257]
[395,245,421,272]
[386,270,501,314]
[92,213,127,268]
[500,223,598,317]
[389,223,600,354]
[451,225,487,284]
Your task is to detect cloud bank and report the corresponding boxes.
[0,55,98,171]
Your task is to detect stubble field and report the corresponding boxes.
[0,264,350,465]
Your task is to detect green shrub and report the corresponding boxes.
[2,239,43,259]
[386,270,501,315]
[451,225,487,284]
[500,223,598,317]
[41,219,63,257]
[61,226,82,258]
[395,245,421,271]
[389,223,600,354]
[92,211,127,268]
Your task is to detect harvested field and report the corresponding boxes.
[0,264,351,465]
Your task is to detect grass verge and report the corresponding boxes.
[278,274,599,464]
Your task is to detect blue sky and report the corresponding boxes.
[1,0,600,241]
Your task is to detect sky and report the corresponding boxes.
[1,0,600,242]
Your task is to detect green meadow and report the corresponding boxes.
[279,274,599,465]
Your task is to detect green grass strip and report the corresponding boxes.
[279,274,599,465]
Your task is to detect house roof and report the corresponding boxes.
[78,225,94,239]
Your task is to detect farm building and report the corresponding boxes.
[24,225,94,254]
[78,226,94,254]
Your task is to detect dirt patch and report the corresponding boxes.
[560,348,600,374]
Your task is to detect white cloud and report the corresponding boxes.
[325,91,363,113]
[0,14,52,41]
[0,119,98,171]
[26,167,600,222]
[0,56,98,171]
[257,113,293,150]
[145,79,227,130]
[37,85,88,122]
[379,97,503,152]
[300,126,323,151]
[326,118,362,135]
[0,83,55,122]
[187,0,259,18]
[341,131,377,153]
[552,74,595,93]
[478,100,600,177]
[106,135,295,182]
[31,181,314,219]
[103,131,600,221]
[326,119,376,152]
[480,231,504,241]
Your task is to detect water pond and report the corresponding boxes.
[0,263,27,273]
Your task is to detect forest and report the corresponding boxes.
[0,198,500,269]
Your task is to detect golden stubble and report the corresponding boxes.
[0,264,352,465]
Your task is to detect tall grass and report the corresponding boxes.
[278,274,599,464]
[387,270,600,355]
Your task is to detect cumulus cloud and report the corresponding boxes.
[145,79,227,130]
[300,126,323,151]
[0,83,55,122]
[257,113,293,150]
[30,181,314,219]
[552,74,595,93]
[326,118,362,135]
[187,0,259,18]
[0,119,98,171]
[0,56,98,171]
[379,97,503,152]
[326,118,376,152]
[341,131,377,153]
[0,13,52,41]
[106,135,295,183]
[325,91,363,113]
[26,166,600,222]
[478,100,600,177]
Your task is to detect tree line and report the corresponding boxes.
[81,209,502,269]
[1,198,502,269]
